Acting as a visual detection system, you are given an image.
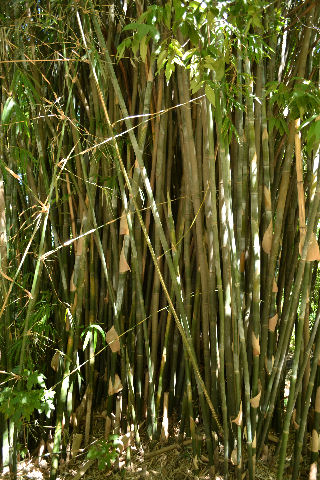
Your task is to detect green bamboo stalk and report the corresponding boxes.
[258,159,320,456]
[277,262,312,478]
[292,325,320,480]
[215,85,253,479]
[309,366,320,476]
[176,63,211,397]
[206,100,229,474]
[244,53,260,473]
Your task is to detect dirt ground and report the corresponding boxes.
[1,433,282,480]
[1,415,308,480]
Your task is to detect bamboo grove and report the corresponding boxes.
[0,1,320,479]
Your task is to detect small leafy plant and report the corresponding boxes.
[0,369,55,425]
[87,435,121,470]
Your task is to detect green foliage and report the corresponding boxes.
[0,369,55,426]
[86,436,121,470]
[81,324,106,352]
[9,293,56,367]
[303,117,320,153]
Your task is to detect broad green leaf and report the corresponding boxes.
[203,56,217,70]
[205,84,216,107]
[165,61,175,82]
[1,97,16,125]
[214,59,225,82]
[123,22,158,40]
[140,36,148,62]
[132,36,140,58]
[173,0,184,21]
[164,2,171,28]
[157,48,168,72]
[190,77,202,94]
[82,330,91,351]
[117,38,132,60]
[93,330,97,352]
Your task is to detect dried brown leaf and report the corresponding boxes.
[262,127,269,141]
[261,444,268,463]
[71,434,83,458]
[262,220,273,254]
[5,165,20,180]
[272,278,278,293]
[51,351,60,371]
[263,186,272,211]
[307,233,320,261]
[232,402,242,426]
[309,462,317,480]
[252,332,260,356]
[120,212,129,235]
[250,390,261,408]
[312,430,319,453]
[119,247,131,273]
[70,271,76,292]
[268,314,278,332]
[252,433,257,449]
[108,374,123,395]
[231,448,238,466]
[106,326,120,353]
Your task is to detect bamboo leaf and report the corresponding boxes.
[205,84,215,107]
[1,97,16,124]
[140,36,148,62]
[82,331,91,351]
[157,48,168,72]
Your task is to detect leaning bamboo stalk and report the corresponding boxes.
[151,83,166,382]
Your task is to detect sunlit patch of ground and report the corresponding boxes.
[1,417,310,480]
[2,458,49,480]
